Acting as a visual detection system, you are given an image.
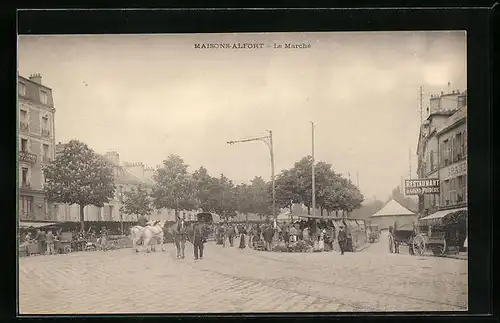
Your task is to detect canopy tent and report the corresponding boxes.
[276,212,292,222]
[196,212,221,224]
[371,199,415,217]
[370,199,417,230]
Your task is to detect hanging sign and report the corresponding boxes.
[404,179,440,195]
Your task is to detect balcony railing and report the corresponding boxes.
[20,122,29,132]
[19,151,37,164]
[41,155,52,163]
[20,182,31,189]
[41,128,51,137]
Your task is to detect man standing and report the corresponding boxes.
[45,230,55,255]
[193,222,206,260]
[338,226,347,255]
[35,229,46,255]
[227,224,235,247]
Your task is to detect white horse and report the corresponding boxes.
[130,220,165,253]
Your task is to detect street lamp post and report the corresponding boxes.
[227,130,276,220]
[118,185,124,235]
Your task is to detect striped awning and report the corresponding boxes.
[19,221,58,229]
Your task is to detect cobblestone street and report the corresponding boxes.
[19,232,467,314]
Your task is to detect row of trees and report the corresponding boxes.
[43,140,365,231]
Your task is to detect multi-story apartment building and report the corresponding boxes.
[18,74,56,221]
[416,89,467,214]
[53,149,198,223]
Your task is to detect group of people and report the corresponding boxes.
[214,219,350,255]
[20,228,61,256]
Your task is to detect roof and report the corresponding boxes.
[371,199,415,217]
[436,107,467,136]
[114,166,146,186]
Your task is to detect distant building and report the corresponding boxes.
[54,150,199,223]
[416,89,467,214]
[370,199,417,230]
[18,74,57,221]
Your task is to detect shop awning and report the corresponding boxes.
[419,207,467,221]
[19,221,58,229]
[419,207,467,225]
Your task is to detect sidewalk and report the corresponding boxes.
[446,252,468,260]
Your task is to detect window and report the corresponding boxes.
[430,150,434,171]
[20,109,27,121]
[463,130,467,158]
[442,180,450,205]
[42,115,49,128]
[457,175,465,203]
[455,132,462,161]
[449,178,457,205]
[443,139,449,166]
[21,167,28,186]
[19,82,26,96]
[19,195,34,220]
[21,138,28,152]
[40,90,48,104]
[43,144,50,161]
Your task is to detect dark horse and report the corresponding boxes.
[170,216,190,259]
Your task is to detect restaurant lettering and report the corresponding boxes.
[404,179,440,196]
[447,161,467,179]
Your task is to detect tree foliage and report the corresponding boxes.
[120,184,153,218]
[151,155,197,215]
[43,140,115,230]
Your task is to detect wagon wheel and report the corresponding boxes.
[63,245,71,254]
[412,234,426,256]
[432,239,447,256]
[388,234,395,253]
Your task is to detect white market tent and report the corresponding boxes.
[370,199,417,229]
[276,212,292,222]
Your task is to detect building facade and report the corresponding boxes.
[416,89,467,214]
[53,149,198,223]
[18,74,57,221]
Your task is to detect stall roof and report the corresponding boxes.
[371,199,415,217]
[19,221,58,228]
[419,207,467,222]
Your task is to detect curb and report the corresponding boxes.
[445,254,468,260]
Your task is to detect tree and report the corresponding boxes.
[192,166,218,213]
[43,140,115,231]
[213,174,238,220]
[235,183,253,221]
[120,184,153,220]
[151,155,196,217]
[248,176,272,219]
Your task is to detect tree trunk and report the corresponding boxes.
[307,206,311,215]
[320,207,324,216]
[335,210,339,217]
[245,213,248,223]
[79,205,86,232]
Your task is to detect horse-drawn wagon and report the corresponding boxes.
[368,224,380,243]
[388,217,424,256]
[414,207,468,257]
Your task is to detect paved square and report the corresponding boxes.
[19,232,467,314]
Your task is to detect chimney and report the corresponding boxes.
[104,151,120,166]
[29,73,42,84]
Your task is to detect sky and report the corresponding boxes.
[18,31,466,202]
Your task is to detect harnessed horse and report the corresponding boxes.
[130,220,165,253]
[171,216,190,259]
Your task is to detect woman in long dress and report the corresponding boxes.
[239,225,247,249]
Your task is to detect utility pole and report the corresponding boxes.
[311,122,316,217]
[419,86,424,125]
[409,147,412,179]
[227,130,276,220]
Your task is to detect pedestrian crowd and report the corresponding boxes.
[213,219,352,255]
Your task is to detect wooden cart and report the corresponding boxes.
[55,232,73,254]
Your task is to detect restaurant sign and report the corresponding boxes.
[404,179,440,196]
